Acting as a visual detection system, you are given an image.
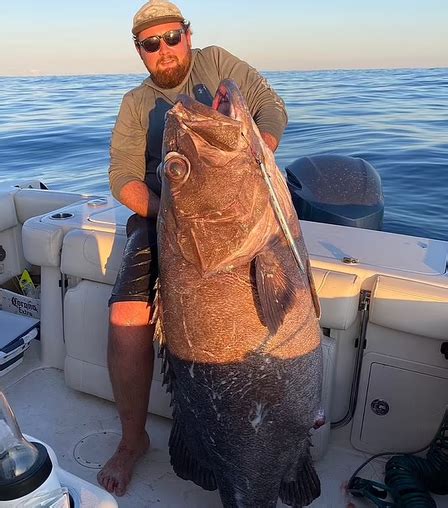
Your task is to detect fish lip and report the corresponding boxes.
[175,88,240,123]
[172,79,252,135]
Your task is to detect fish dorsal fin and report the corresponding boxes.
[255,249,296,335]
[151,278,166,346]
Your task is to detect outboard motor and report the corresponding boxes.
[286,155,384,230]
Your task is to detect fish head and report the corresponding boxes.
[160,79,275,276]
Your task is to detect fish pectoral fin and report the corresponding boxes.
[255,250,296,334]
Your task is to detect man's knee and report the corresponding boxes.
[109,300,154,328]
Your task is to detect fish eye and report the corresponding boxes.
[164,154,190,183]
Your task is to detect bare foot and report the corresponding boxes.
[97,432,150,496]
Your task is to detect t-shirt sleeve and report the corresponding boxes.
[210,46,288,143]
[108,91,147,201]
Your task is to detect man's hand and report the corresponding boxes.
[119,180,160,218]
[261,132,279,152]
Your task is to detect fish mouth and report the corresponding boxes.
[174,79,250,126]
[212,82,236,118]
[165,79,255,157]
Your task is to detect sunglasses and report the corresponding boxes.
[136,28,186,53]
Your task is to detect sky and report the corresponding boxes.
[1,0,447,76]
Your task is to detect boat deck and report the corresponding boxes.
[3,342,447,508]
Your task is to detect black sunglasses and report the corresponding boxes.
[136,28,186,53]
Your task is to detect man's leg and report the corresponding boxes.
[97,300,155,496]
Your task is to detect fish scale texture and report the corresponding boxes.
[161,345,322,507]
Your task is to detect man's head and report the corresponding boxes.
[132,0,192,89]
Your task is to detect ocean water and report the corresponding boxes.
[0,68,447,241]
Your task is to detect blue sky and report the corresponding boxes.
[1,0,447,76]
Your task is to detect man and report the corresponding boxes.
[98,0,288,496]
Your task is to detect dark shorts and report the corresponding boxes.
[108,214,159,307]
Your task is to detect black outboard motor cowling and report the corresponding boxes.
[286,155,384,230]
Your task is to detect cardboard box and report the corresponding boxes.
[0,288,40,319]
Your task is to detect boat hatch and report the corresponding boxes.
[301,221,448,276]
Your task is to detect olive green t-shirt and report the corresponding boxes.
[109,45,288,200]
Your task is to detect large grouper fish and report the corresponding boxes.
[155,79,323,507]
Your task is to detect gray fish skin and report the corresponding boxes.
[157,79,322,507]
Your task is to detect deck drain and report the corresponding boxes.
[73,431,121,469]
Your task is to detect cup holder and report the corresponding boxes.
[87,197,108,207]
[50,212,74,220]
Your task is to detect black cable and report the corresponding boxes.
[347,446,431,491]
[347,409,448,507]
[385,455,437,507]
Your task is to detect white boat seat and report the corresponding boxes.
[61,229,126,286]
[22,218,65,268]
[14,189,87,225]
[312,268,361,330]
[0,190,18,232]
[370,275,448,340]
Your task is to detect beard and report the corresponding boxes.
[151,51,192,89]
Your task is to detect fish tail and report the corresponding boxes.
[169,416,217,491]
[216,472,279,508]
[279,454,321,507]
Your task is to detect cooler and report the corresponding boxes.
[0,310,39,376]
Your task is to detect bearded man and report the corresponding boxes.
[99,0,288,496]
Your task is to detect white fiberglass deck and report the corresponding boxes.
[3,342,447,508]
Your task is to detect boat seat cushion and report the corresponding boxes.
[0,190,18,232]
[61,229,127,286]
[22,217,64,268]
[369,275,448,340]
[312,268,361,330]
[14,189,86,225]
[64,280,111,367]
[64,279,165,387]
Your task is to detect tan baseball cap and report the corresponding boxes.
[132,0,186,36]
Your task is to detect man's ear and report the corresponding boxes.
[186,30,192,48]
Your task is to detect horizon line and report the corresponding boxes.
[1,65,446,80]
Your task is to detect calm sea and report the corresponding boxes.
[0,68,447,241]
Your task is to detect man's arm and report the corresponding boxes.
[118,180,160,218]
[109,91,159,216]
[212,47,288,149]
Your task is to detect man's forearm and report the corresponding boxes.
[118,180,160,218]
